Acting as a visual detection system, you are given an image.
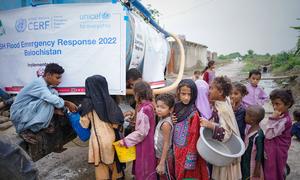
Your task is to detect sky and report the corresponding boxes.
[141,0,300,55]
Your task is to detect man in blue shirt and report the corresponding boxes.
[10,63,77,143]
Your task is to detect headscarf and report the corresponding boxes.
[215,97,240,136]
[80,75,124,125]
[174,79,198,123]
[195,80,213,119]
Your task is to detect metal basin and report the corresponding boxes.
[197,127,245,166]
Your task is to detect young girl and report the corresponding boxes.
[241,105,265,180]
[120,81,156,180]
[173,79,209,180]
[263,89,294,180]
[79,75,124,179]
[154,93,175,180]
[231,82,248,140]
[243,69,268,107]
[201,60,216,84]
[200,76,242,180]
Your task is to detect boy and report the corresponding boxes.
[126,68,142,89]
[241,105,265,180]
[243,69,268,107]
[192,70,201,81]
[10,63,77,142]
[291,110,300,140]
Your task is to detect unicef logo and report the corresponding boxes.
[15,18,27,32]
[102,12,111,20]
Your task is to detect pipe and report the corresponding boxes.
[126,33,185,95]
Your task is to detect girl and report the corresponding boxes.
[241,105,265,180]
[79,75,124,179]
[173,79,209,180]
[200,76,242,180]
[120,81,156,180]
[201,60,216,84]
[231,82,248,140]
[263,89,294,180]
[242,69,268,107]
[154,93,175,180]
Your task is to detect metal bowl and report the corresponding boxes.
[197,127,245,166]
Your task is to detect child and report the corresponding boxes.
[192,70,201,81]
[263,89,294,180]
[120,81,156,180]
[200,76,242,180]
[173,79,209,180]
[79,75,124,179]
[201,60,216,84]
[154,93,175,179]
[243,69,268,107]
[241,105,265,180]
[231,82,248,140]
[291,110,300,140]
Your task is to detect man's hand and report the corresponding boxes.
[65,100,78,112]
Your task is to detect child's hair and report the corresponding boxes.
[44,63,64,75]
[156,93,175,108]
[293,110,300,122]
[248,69,261,78]
[176,79,197,102]
[212,76,232,97]
[232,82,248,96]
[201,60,215,74]
[246,105,265,123]
[133,81,153,102]
[194,70,201,75]
[270,89,294,108]
[126,68,142,81]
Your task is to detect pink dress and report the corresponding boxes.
[123,101,157,180]
[243,84,268,107]
[263,112,292,180]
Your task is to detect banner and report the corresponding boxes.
[0,3,127,95]
[128,12,169,88]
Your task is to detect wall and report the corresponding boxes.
[168,39,208,73]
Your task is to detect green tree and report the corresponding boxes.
[146,4,161,23]
[291,18,300,55]
[247,49,254,56]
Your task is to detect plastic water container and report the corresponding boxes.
[197,127,245,166]
[66,112,90,142]
[113,141,136,163]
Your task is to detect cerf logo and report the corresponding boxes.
[15,18,27,32]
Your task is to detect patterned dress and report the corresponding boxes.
[174,106,209,180]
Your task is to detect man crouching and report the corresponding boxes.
[10,63,77,143]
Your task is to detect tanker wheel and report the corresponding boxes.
[0,136,38,180]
